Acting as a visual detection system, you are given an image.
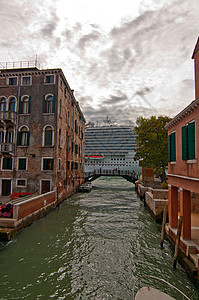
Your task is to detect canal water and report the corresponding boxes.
[0,177,199,299]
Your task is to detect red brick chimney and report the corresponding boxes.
[192,37,199,100]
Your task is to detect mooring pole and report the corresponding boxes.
[160,204,168,248]
[173,216,183,269]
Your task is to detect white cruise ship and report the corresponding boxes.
[85,125,141,176]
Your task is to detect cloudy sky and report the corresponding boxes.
[0,0,199,125]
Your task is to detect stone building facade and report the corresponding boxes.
[0,62,85,200]
[166,37,199,241]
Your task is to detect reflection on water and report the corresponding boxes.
[0,177,199,299]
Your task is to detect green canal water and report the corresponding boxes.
[0,177,199,299]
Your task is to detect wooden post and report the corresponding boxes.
[160,204,168,247]
[173,216,183,269]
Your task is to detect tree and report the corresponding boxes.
[134,115,172,182]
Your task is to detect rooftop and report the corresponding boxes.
[0,59,42,72]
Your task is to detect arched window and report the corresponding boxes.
[22,97,29,114]
[9,97,16,111]
[43,95,55,113]
[0,98,6,111]
[19,96,30,114]
[5,127,14,143]
[44,126,54,146]
[17,126,30,146]
[0,127,4,143]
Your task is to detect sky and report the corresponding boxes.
[0,0,199,125]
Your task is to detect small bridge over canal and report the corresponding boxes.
[85,170,138,184]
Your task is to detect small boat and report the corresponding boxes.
[133,275,190,300]
[78,182,92,192]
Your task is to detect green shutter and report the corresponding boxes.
[188,122,195,159]
[17,131,21,146]
[26,131,29,145]
[168,135,171,162]
[43,159,47,170]
[51,159,54,170]
[45,130,52,146]
[18,96,22,114]
[170,132,176,162]
[43,96,46,113]
[52,96,55,113]
[28,96,31,114]
[3,158,7,169]
[19,158,26,170]
[182,126,188,160]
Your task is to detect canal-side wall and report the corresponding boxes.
[145,188,168,220]
[0,190,57,240]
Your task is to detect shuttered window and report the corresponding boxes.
[2,157,12,170]
[182,122,195,160]
[168,132,176,162]
[18,158,27,170]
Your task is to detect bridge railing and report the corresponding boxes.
[85,169,138,177]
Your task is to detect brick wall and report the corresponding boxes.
[14,190,56,220]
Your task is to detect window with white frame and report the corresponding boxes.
[44,126,54,146]
[5,127,14,143]
[42,158,54,170]
[44,74,55,84]
[43,95,55,113]
[8,77,17,85]
[16,179,26,187]
[2,157,13,170]
[17,126,30,146]
[22,76,31,85]
[8,97,16,111]
[18,158,27,170]
[19,96,31,114]
[0,97,6,111]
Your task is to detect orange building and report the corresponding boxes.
[166,37,199,253]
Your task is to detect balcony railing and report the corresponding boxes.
[0,111,17,123]
[0,143,14,153]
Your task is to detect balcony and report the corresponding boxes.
[0,111,17,124]
[0,143,14,154]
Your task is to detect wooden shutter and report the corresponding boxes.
[18,96,22,114]
[17,131,21,146]
[43,96,46,113]
[28,96,31,114]
[182,126,188,160]
[168,135,171,162]
[52,96,55,113]
[188,122,195,159]
[170,132,176,162]
[27,131,30,146]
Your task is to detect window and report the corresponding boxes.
[43,95,55,113]
[59,99,62,117]
[45,75,54,84]
[67,161,70,170]
[2,157,12,170]
[18,158,27,170]
[43,158,54,170]
[44,126,53,146]
[68,111,70,126]
[22,76,31,85]
[17,126,30,146]
[8,77,17,85]
[182,121,195,160]
[5,127,14,143]
[59,129,61,147]
[17,179,26,187]
[19,96,31,114]
[0,98,6,111]
[168,132,176,162]
[58,158,61,170]
[0,128,4,143]
[9,97,16,111]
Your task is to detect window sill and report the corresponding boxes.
[43,83,55,85]
[187,159,196,164]
[170,161,176,165]
[43,113,55,115]
[42,145,54,148]
[18,114,30,116]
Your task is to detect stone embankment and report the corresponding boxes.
[136,180,168,221]
[0,190,57,241]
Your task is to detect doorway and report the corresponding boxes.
[2,179,11,196]
[41,180,51,194]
